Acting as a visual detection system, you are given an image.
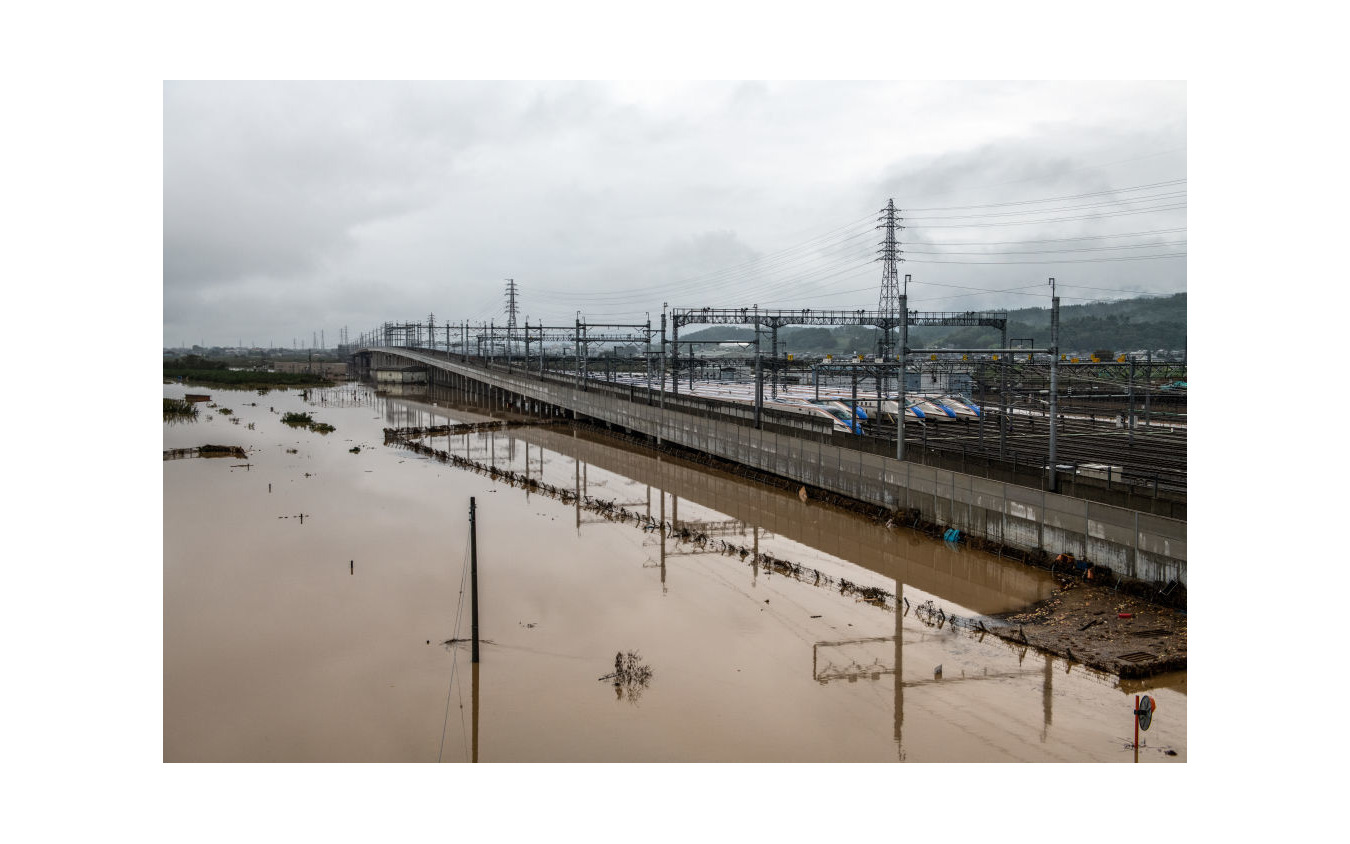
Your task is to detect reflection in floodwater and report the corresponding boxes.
[403,383,1177,760]
[516,427,1053,616]
[392,425,921,611]
[813,603,1065,759]
[392,384,1122,760]
[402,411,1056,616]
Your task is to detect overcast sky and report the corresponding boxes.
[164,80,1185,348]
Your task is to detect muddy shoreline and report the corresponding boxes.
[987,579,1187,678]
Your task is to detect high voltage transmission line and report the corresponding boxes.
[904,194,1186,222]
[529,215,878,306]
[450,176,1185,324]
[906,226,1186,247]
[902,179,1187,212]
[906,240,1185,256]
[905,204,1187,229]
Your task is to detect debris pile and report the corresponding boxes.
[598,650,654,702]
[163,444,248,460]
[383,419,563,439]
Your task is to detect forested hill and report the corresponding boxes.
[678,292,1186,357]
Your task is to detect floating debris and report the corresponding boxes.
[598,650,654,702]
[163,444,247,460]
[163,398,199,420]
[384,420,564,439]
[283,412,336,434]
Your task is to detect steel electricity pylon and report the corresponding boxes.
[876,199,904,360]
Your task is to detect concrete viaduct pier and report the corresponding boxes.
[353,346,1186,589]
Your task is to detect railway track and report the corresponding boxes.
[858,408,1187,493]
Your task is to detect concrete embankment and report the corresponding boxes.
[360,349,1187,595]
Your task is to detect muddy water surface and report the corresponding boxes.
[164,382,1186,762]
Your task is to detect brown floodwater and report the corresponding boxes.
[163,381,1186,762]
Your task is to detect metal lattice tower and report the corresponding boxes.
[504,279,519,330]
[876,199,904,358]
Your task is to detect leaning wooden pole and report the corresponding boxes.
[470,496,480,664]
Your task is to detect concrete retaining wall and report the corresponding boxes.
[375,348,1187,585]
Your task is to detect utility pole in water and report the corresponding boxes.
[469,496,481,762]
[470,496,480,664]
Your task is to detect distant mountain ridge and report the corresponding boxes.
[677,292,1186,356]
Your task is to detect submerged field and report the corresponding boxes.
[164,381,1186,762]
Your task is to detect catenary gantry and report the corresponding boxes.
[666,308,1013,441]
[667,307,1007,331]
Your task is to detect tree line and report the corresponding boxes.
[678,293,1186,357]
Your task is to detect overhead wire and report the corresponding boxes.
[529,241,878,311]
[905,203,1186,229]
[438,531,472,763]
[699,255,878,304]
[531,182,1184,315]
[910,278,1055,295]
[906,240,1185,256]
[556,254,875,315]
[902,179,1187,212]
[908,283,1058,305]
[533,212,878,300]
[404,175,1187,330]
[906,226,1186,247]
[908,252,1185,264]
[1056,283,1183,295]
[530,219,879,305]
[902,192,1186,222]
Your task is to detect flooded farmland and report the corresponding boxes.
[163,381,1186,762]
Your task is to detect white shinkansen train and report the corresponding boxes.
[611,375,980,433]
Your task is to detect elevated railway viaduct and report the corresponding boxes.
[353,346,1185,589]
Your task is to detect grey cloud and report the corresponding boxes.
[164,81,1185,346]
[164,83,469,288]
